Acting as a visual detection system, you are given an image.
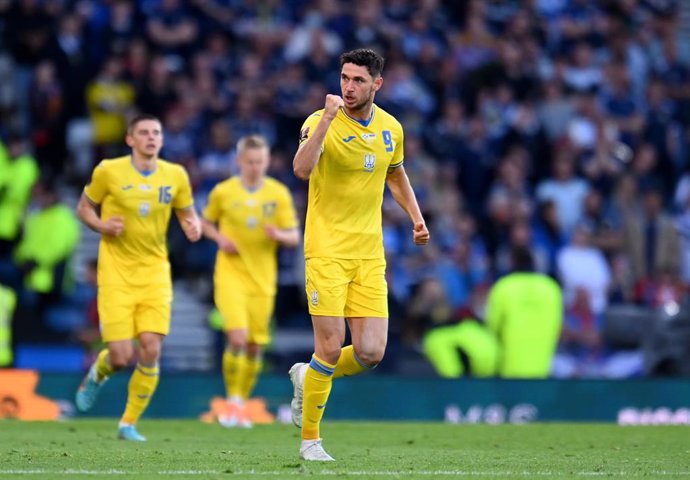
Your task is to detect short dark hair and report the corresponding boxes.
[128,114,161,134]
[340,49,385,78]
[511,246,534,272]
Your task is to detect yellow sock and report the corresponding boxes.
[333,345,375,379]
[239,356,262,400]
[121,363,159,425]
[302,355,335,440]
[222,349,246,399]
[94,349,115,382]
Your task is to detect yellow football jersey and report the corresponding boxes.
[203,176,298,296]
[84,156,194,287]
[300,104,403,259]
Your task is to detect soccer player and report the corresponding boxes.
[202,134,299,427]
[290,49,430,461]
[74,114,202,441]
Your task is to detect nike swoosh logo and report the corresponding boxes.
[342,136,356,143]
[316,404,325,409]
[122,185,133,191]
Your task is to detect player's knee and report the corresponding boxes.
[356,346,385,366]
[246,343,261,358]
[109,351,133,369]
[320,344,343,364]
[226,330,248,352]
[139,342,162,363]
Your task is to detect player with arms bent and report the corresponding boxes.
[202,134,300,427]
[75,114,202,441]
[290,49,430,460]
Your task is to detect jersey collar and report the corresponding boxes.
[342,105,376,127]
[130,156,157,177]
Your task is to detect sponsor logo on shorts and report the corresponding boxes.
[311,290,318,306]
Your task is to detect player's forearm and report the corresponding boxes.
[276,228,300,248]
[293,117,332,180]
[201,218,221,243]
[76,195,105,234]
[388,171,425,225]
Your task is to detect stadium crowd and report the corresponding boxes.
[1,0,689,378]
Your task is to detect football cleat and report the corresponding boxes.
[118,424,147,442]
[75,365,106,412]
[288,362,307,428]
[300,439,334,461]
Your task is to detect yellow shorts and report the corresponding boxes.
[215,278,274,345]
[98,284,172,342]
[305,257,388,318]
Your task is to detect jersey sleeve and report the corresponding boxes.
[389,124,405,169]
[202,185,221,222]
[298,111,324,147]
[276,185,299,229]
[83,161,109,204]
[173,165,194,210]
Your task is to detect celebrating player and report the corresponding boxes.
[290,49,430,461]
[75,114,202,441]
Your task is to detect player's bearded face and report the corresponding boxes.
[340,64,381,111]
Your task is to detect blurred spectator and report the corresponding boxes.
[557,222,611,315]
[623,184,681,286]
[536,148,589,235]
[136,54,178,119]
[12,180,80,304]
[579,189,622,258]
[0,135,39,257]
[29,60,65,176]
[485,246,563,378]
[197,118,235,198]
[85,55,135,158]
[0,281,16,367]
[532,199,567,277]
[145,0,199,63]
[423,318,499,378]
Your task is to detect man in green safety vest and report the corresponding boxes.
[13,181,80,300]
[0,136,39,257]
[485,246,563,378]
[0,284,17,366]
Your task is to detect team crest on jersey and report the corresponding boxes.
[363,154,376,172]
[361,133,376,143]
[311,290,318,306]
[139,201,151,217]
[262,202,276,217]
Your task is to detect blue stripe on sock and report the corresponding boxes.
[136,363,159,377]
[353,350,377,370]
[309,357,335,376]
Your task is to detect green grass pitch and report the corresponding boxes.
[1,420,689,479]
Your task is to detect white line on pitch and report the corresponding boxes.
[1,470,690,476]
